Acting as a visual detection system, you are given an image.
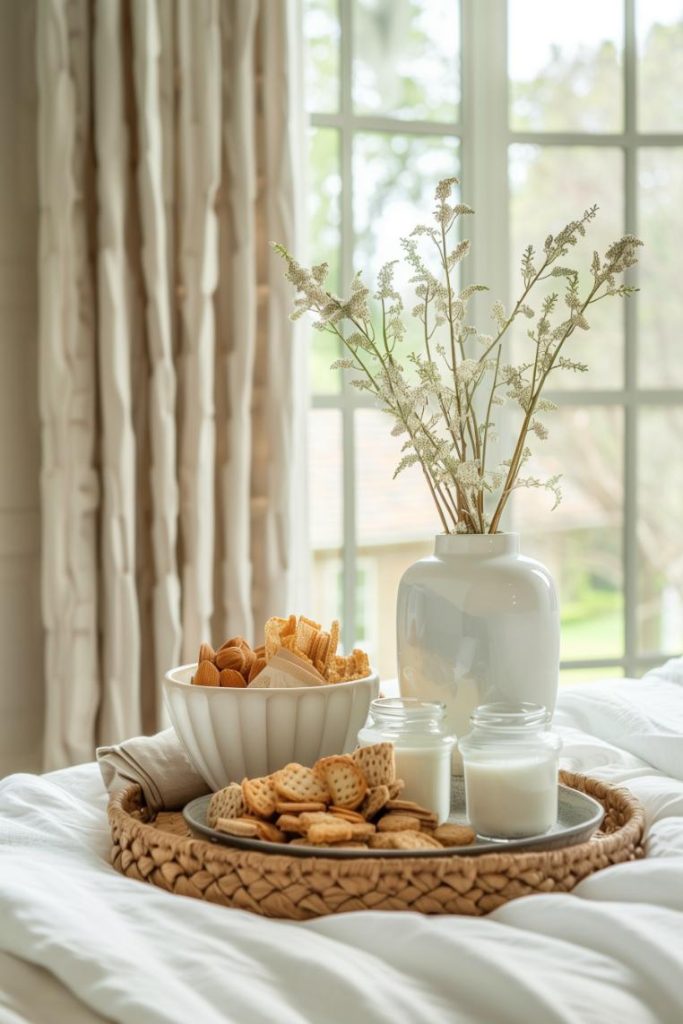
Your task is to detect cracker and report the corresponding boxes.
[352,743,396,788]
[377,813,422,833]
[361,785,391,820]
[207,783,245,828]
[352,649,370,678]
[368,830,442,851]
[326,620,340,672]
[252,820,286,843]
[193,660,220,687]
[298,812,342,828]
[219,668,247,688]
[264,616,289,659]
[275,814,307,834]
[215,817,259,838]
[307,821,353,845]
[295,617,319,659]
[329,806,365,823]
[274,801,327,814]
[347,822,376,841]
[433,824,476,847]
[241,775,278,818]
[273,764,330,804]
[386,798,437,818]
[387,778,406,798]
[315,755,367,809]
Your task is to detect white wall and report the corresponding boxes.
[0,0,43,776]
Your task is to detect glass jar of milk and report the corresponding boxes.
[458,703,562,840]
[357,698,455,823]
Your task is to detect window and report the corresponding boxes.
[304,0,683,682]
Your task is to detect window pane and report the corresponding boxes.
[308,127,341,394]
[509,0,623,132]
[355,408,439,679]
[637,0,683,131]
[309,409,344,627]
[638,408,683,655]
[511,406,624,662]
[509,145,624,389]
[353,133,459,286]
[304,0,340,113]
[638,148,683,387]
[560,667,624,685]
[352,0,460,122]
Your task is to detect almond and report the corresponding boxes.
[193,660,220,687]
[219,668,247,688]
[198,642,215,664]
[216,646,246,672]
[248,657,267,683]
[219,635,247,650]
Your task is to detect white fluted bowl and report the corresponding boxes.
[163,664,380,791]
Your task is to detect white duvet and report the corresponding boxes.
[2,662,683,1024]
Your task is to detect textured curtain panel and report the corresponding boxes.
[36,0,307,770]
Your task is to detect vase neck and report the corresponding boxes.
[433,532,520,557]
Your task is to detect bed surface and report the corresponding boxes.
[2,662,683,1024]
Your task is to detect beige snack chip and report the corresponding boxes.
[276,814,308,834]
[368,830,442,851]
[273,764,330,804]
[361,785,391,820]
[315,755,367,810]
[352,743,396,788]
[307,821,353,845]
[207,783,245,828]
[242,775,278,818]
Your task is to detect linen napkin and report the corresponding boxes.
[97,729,210,814]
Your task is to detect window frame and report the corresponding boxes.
[308,0,683,677]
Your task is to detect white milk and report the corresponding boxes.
[464,756,558,838]
[394,745,452,824]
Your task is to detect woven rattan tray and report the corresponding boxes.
[108,770,645,919]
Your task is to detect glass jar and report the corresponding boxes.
[357,697,456,823]
[457,703,562,840]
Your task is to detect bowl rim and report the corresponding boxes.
[164,662,380,694]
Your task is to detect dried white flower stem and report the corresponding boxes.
[275,179,642,534]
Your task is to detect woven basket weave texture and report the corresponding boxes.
[108,771,645,919]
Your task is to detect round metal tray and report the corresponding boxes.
[183,777,604,860]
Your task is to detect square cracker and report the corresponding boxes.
[207,783,245,829]
[352,742,396,788]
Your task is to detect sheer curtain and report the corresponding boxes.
[36,0,307,770]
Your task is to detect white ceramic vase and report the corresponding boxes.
[396,533,559,766]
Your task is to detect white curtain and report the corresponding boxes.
[36,0,307,770]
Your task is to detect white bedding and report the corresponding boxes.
[2,662,683,1024]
